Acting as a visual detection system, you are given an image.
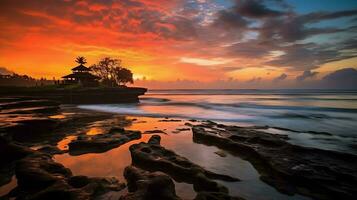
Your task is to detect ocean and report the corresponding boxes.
[79,89,357,154]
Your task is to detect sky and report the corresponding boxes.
[0,0,356,89]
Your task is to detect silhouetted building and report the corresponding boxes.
[62,64,99,86]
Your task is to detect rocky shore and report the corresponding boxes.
[0,86,147,104]
[1,97,356,200]
[190,121,357,200]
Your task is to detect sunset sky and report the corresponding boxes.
[0,0,356,89]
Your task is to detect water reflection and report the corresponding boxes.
[0,176,17,197]
[57,135,77,150]
[54,117,311,200]
[86,127,105,135]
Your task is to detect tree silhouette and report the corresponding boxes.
[75,56,87,65]
[113,67,133,86]
[90,57,133,87]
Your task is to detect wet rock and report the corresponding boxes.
[38,145,67,155]
[15,154,72,190]
[0,136,34,186]
[1,106,59,115]
[173,128,191,134]
[192,123,357,200]
[148,135,161,145]
[4,118,59,142]
[69,176,125,196]
[158,119,182,122]
[185,122,194,127]
[68,127,141,155]
[129,135,240,195]
[0,137,34,165]
[214,150,227,157]
[195,192,245,200]
[14,153,125,200]
[121,166,181,200]
[0,99,59,110]
[143,129,167,134]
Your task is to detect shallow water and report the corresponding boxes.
[54,117,311,200]
[79,89,357,154]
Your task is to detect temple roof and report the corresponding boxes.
[71,64,91,71]
[62,72,99,79]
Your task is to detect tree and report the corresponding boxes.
[90,57,134,87]
[75,56,87,65]
[113,67,133,86]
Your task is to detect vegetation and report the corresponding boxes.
[0,56,135,88]
[90,57,134,87]
[0,73,54,87]
[75,56,87,65]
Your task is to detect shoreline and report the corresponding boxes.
[0,86,147,104]
[1,97,356,199]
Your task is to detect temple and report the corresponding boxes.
[62,64,99,86]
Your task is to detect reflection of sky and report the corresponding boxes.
[54,117,310,200]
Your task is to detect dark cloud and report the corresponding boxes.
[296,70,319,81]
[227,41,273,58]
[235,0,285,18]
[299,10,357,24]
[273,73,287,82]
[265,43,344,70]
[321,68,357,89]
[258,12,355,43]
[209,0,357,73]
[213,10,248,30]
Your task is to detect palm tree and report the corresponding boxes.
[75,56,87,65]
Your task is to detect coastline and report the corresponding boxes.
[0,97,356,199]
[0,86,147,104]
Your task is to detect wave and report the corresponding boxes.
[140,97,171,103]
[79,100,356,124]
[141,100,357,114]
[78,104,255,122]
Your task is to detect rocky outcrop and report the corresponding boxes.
[68,127,141,155]
[0,136,34,187]
[143,130,167,134]
[4,118,59,142]
[0,99,59,110]
[0,98,61,143]
[0,99,60,115]
[194,192,244,200]
[122,166,244,200]
[0,87,147,104]
[38,145,68,155]
[192,122,357,200]
[129,135,241,198]
[13,153,125,200]
[121,166,181,200]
